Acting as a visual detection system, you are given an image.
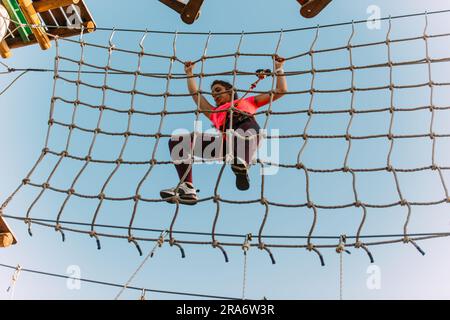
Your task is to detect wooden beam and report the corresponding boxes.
[0,233,14,248]
[33,0,80,13]
[6,20,95,49]
[0,40,12,58]
[0,216,17,248]
[17,0,52,50]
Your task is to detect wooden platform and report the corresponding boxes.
[1,0,96,58]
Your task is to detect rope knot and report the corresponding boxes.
[133,194,141,202]
[355,200,362,208]
[212,240,219,248]
[42,148,49,154]
[296,162,304,170]
[307,243,314,251]
[400,199,408,206]
[260,198,268,205]
[158,234,166,247]
[307,201,314,209]
[98,193,105,200]
[68,188,76,195]
[258,242,265,250]
[343,166,350,173]
[22,178,30,185]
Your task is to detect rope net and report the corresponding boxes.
[2,10,450,266]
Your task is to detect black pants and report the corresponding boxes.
[168,117,261,183]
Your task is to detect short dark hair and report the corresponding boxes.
[211,80,239,100]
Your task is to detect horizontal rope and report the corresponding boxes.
[0,263,239,300]
[2,213,449,240]
[3,8,449,35]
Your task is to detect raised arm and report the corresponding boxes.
[254,55,288,106]
[185,61,215,119]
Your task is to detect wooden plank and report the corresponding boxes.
[2,0,33,42]
[7,19,93,48]
[17,0,51,49]
[4,0,95,53]
[33,0,79,13]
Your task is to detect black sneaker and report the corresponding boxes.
[231,164,250,191]
[160,182,198,205]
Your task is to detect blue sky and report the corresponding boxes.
[1,0,450,300]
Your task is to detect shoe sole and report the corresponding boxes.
[160,190,198,205]
[235,173,250,191]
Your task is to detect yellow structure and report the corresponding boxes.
[1,0,96,58]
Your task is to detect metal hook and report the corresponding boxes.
[109,28,116,48]
[139,29,149,51]
[79,25,85,43]
[336,235,351,255]
[242,233,252,254]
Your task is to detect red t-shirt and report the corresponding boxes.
[209,96,268,130]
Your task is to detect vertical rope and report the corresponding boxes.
[211,33,244,263]
[339,250,343,300]
[241,234,251,300]
[115,230,167,300]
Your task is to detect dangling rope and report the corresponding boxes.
[115,230,168,300]
[339,250,343,300]
[139,288,146,300]
[241,233,252,300]
[336,235,347,300]
[6,264,22,300]
[0,60,29,96]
